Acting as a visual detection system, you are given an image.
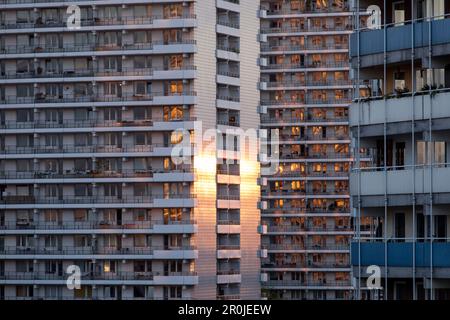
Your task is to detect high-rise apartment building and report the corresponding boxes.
[258,0,354,300]
[0,0,260,300]
[351,0,450,300]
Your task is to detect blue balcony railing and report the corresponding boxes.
[350,18,450,57]
[351,241,450,267]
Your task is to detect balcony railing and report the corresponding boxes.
[0,66,196,80]
[0,219,196,230]
[0,271,197,281]
[261,43,348,52]
[265,225,352,232]
[0,168,193,180]
[0,117,196,130]
[0,15,197,30]
[0,194,196,205]
[262,244,349,251]
[0,143,195,155]
[260,97,351,106]
[0,40,197,55]
[260,24,352,34]
[263,79,351,88]
[0,245,197,255]
[1,92,197,105]
[260,115,348,124]
[262,280,351,287]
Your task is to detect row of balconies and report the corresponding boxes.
[262,244,349,251]
[274,132,349,142]
[260,115,347,125]
[261,79,350,88]
[0,143,194,155]
[0,194,195,205]
[0,117,196,130]
[261,61,348,71]
[0,219,196,231]
[261,261,349,269]
[260,24,352,34]
[0,15,197,30]
[261,280,351,288]
[266,171,348,178]
[0,66,196,81]
[275,151,351,160]
[261,42,348,52]
[0,40,196,56]
[0,168,193,180]
[0,245,197,256]
[264,225,352,233]
[259,5,350,17]
[0,271,197,281]
[260,96,350,106]
[0,92,197,105]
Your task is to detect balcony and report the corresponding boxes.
[263,244,349,252]
[260,97,350,107]
[265,225,352,234]
[0,15,197,32]
[262,280,351,289]
[351,241,450,268]
[261,79,351,90]
[0,271,198,285]
[0,144,193,157]
[350,89,450,133]
[350,19,450,58]
[0,194,197,209]
[0,91,197,108]
[0,219,197,233]
[261,42,348,53]
[0,40,197,58]
[350,165,450,199]
[0,168,194,181]
[0,66,197,83]
[260,24,352,35]
[0,117,197,132]
[0,245,198,259]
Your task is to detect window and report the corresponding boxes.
[104,82,121,96]
[134,56,152,69]
[134,261,152,273]
[163,4,182,18]
[133,286,146,298]
[103,260,116,273]
[16,84,33,97]
[163,106,183,121]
